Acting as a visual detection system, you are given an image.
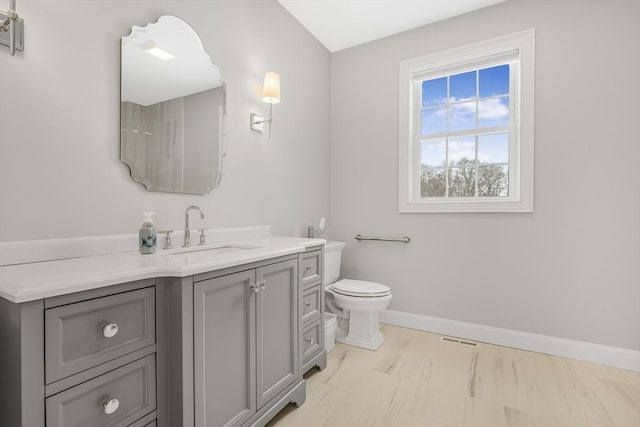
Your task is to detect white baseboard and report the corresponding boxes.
[380,309,640,372]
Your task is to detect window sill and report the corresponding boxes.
[398,199,533,213]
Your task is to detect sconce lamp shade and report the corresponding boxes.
[262,72,281,104]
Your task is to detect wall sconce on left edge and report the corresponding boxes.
[251,72,281,138]
[0,0,25,56]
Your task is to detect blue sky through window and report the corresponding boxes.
[450,71,476,100]
[419,64,510,169]
[420,64,510,137]
[479,64,509,97]
[478,133,509,163]
[422,77,446,107]
[421,107,446,134]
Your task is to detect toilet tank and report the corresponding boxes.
[324,241,346,284]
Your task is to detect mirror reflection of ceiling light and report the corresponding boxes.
[140,40,175,61]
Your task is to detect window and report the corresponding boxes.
[399,30,535,213]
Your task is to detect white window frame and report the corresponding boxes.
[398,29,535,213]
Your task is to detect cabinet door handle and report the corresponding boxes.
[102,323,119,338]
[103,398,120,415]
[250,282,261,293]
[258,279,267,291]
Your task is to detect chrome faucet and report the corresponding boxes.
[183,206,205,247]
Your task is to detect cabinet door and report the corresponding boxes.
[194,270,256,427]
[256,259,299,408]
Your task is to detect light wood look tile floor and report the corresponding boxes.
[267,324,640,427]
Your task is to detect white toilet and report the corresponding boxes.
[323,241,392,350]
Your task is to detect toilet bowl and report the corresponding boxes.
[323,241,392,350]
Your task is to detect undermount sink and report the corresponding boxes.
[168,243,261,263]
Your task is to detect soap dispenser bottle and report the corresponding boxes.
[139,212,157,254]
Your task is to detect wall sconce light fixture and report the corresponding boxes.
[0,0,24,56]
[251,72,281,138]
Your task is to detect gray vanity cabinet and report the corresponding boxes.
[301,249,327,374]
[0,246,316,427]
[194,269,256,427]
[193,258,298,427]
[0,279,161,427]
[256,259,299,408]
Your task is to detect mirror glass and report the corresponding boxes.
[121,16,225,194]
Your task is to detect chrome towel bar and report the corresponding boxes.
[354,234,410,243]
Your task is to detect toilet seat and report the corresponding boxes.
[331,279,391,298]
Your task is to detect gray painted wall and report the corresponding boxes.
[330,0,640,350]
[0,0,330,240]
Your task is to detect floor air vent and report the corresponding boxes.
[441,336,478,347]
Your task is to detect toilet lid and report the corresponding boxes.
[332,279,390,297]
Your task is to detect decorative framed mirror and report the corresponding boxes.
[121,16,226,194]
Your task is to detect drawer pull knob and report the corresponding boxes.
[102,323,119,338]
[305,337,313,344]
[250,282,261,293]
[305,265,313,271]
[258,279,267,291]
[305,302,312,308]
[103,398,120,415]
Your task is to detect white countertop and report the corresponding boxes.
[0,236,326,303]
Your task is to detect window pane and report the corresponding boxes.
[421,107,447,135]
[478,165,509,197]
[448,168,476,197]
[420,168,445,197]
[478,96,509,128]
[420,140,445,167]
[448,136,476,166]
[450,71,476,101]
[478,133,509,164]
[449,101,476,132]
[479,64,509,97]
[422,77,447,107]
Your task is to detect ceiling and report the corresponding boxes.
[277,0,507,52]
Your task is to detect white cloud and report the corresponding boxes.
[478,98,508,120]
[449,140,477,163]
[423,139,491,164]
[448,101,475,125]
[450,97,475,103]
[431,97,509,124]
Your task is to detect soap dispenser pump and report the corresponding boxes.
[139,212,157,254]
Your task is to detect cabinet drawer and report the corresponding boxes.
[45,287,156,383]
[302,320,322,364]
[302,285,322,325]
[127,411,156,427]
[301,250,322,287]
[45,355,156,427]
